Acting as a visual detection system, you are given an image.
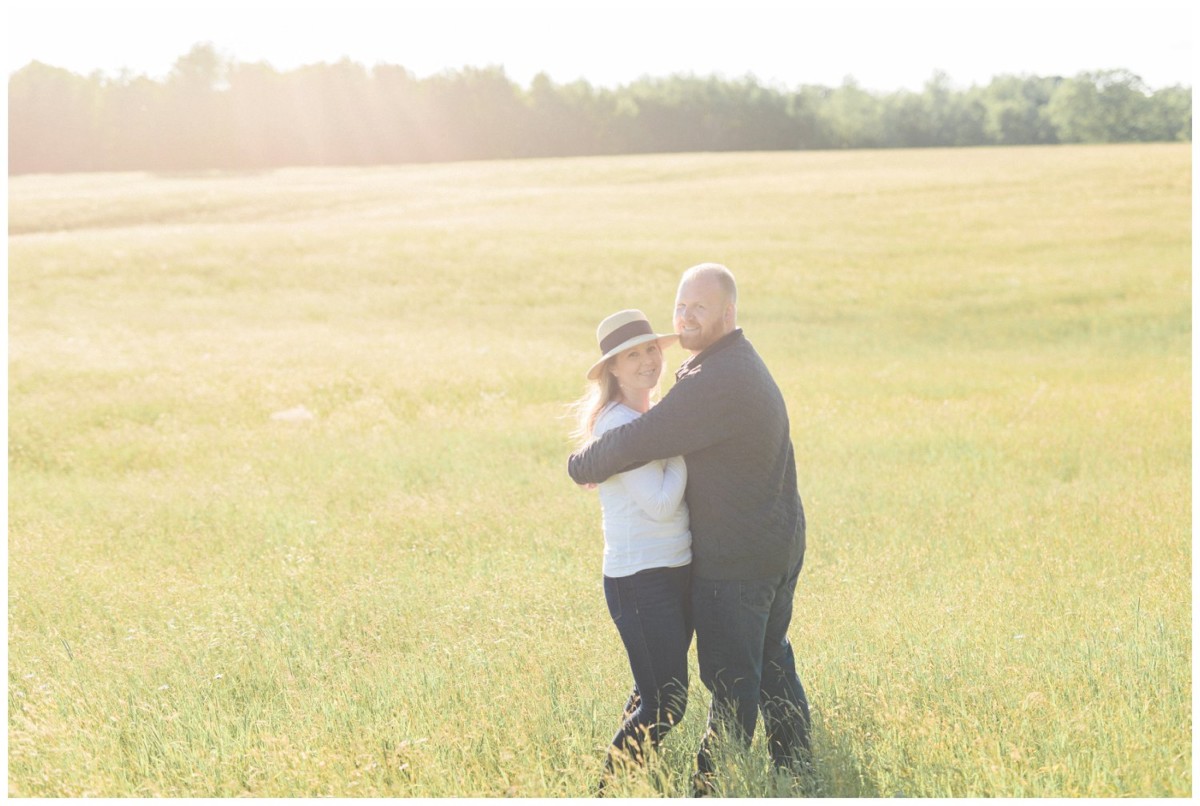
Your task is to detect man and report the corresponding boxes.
[568,263,811,793]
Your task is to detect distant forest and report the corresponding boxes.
[9,43,1193,175]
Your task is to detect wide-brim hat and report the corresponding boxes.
[587,309,679,380]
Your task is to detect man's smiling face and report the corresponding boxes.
[673,274,733,354]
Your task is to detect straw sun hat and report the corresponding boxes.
[587,309,679,380]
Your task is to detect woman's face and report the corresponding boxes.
[609,340,664,392]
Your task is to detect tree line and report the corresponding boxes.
[9,44,1192,175]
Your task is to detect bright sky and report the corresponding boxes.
[5,0,1195,92]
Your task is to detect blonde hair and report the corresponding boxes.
[568,359,622,448]
[567,345,667,448]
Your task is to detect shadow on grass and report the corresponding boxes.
[587,729,879,798]
[651,716,881,799]
[805,717,880,798]
[582,699,879,797]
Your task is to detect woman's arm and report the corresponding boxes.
[617,455,688,522]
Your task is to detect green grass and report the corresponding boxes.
[8,144,1191,797]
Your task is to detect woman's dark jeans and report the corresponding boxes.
[603,564,693,765]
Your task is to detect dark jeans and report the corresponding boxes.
[693,554,811,776]
[603,564,693,764]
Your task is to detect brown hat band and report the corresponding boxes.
[599,319,655,354]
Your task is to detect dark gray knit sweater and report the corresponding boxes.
[569,329,805,580]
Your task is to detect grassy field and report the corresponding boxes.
[7,144,1191,797]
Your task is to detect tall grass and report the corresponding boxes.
[8,145,1190,796]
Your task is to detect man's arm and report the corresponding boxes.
[567,367,734,484]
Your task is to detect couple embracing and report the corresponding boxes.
[568,263,811,795]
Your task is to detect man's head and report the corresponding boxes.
[673,263,737,354]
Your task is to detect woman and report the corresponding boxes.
[570,309,692,786]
